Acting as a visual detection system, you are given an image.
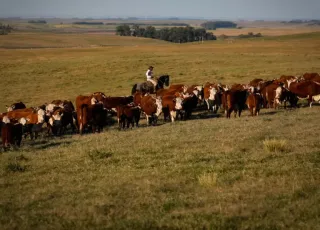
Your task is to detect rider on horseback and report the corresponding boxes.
[146,66,157,91]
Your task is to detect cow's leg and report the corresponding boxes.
[170,111,176,123]
[205,99,210,110]
[309,95,313,108]
[79,123,83,135]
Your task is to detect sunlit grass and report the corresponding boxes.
[0,31,320,229]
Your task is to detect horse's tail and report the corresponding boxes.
[131,84,138,95]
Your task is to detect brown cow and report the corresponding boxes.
[162,95,183,122]
[204,82,223,113]
[260,83,283,109]
[156,88,183,97]
[6,102,26,112]
[1,108,44,140]
[116,104,141,129]
[75,93,106,134]
[77,102,106,134]
[287,79,320,107]
[168,84,188,93]
[140,95,162,125]
[246,88,263,116]
[1,116,24,150]
[222,89,247,118]
[249,79,264,88]
[102,96,133,113]
[303,73,320,83]
[133,92,143,106]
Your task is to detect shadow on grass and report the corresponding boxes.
[27,140,74,150]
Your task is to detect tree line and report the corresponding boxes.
[107,22,189,26]
[0,23,13,35]
[116,25,216,43]
[28,20,47,24]
[201,21,237,30]
[73,21,104,25]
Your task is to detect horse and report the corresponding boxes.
[131,75,170,95]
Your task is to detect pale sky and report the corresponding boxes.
[1,0,320,20]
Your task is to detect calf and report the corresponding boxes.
[116,104,141,129]
[89,103,106,133]
[246,90,263,116]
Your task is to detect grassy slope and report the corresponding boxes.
[0,32,320,229]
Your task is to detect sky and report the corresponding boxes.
[1,0,320,20]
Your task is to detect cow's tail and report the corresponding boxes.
[131,84,138,95]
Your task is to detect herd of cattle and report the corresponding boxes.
[1,72,320,150]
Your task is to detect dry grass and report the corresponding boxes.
[198,172,218,187]
[213,27,320,37]
[0,31,320,229]
[263,139,289,153]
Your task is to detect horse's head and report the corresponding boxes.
[159,75,170,87]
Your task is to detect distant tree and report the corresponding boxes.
[205,32,217,41]
[116,24,131,36]
[238,32,263,38]
[201,22,216,30]
[194,28,206,41]
[28,20,47,24]
[143,26,157,38]
[0,23,13,35]
[185,26,195,42]
[115,24,217,43]
[156,28,170,41]
[131,25,145,37]
[73,21,104,25]
[201,21,237,29]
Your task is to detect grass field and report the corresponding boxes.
[213,26,320,36]
[1,30,320,229]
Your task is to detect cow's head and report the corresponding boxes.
[182,85,188,93]
[274,86,283,106]
[174,96,183,110]
[37,109,46,124]
[287,78,297,88]
[91,97,98,105]
[18,117,27,126]
[2,116,10,124]
[193,85,204,100]
[209,86,218,100]
[6,105,14,112]
[155,97,163,117]
[248,86,255,94]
